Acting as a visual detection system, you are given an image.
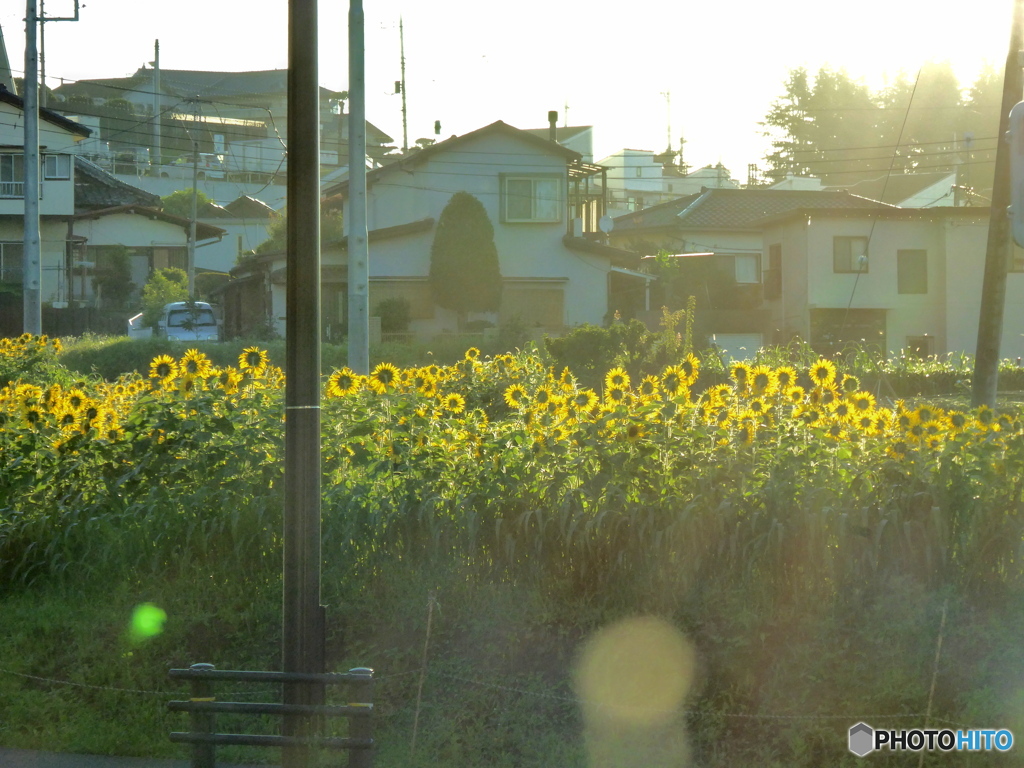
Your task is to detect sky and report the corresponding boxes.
[0,0,1016,179]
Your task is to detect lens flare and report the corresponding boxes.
[130,603,167,642]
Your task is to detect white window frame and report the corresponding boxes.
[43,154,71,180]
[734,253,761,284]
[500,174,563,223]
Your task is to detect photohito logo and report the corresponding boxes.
[848,723,1014,757]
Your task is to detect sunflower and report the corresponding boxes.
[947,410,968,434]
[440,392,466,415]
[809,359,837,388]
[180,349,213,377]
[680,353,701,386]
[64,387,88,411]
[856,412,879,434]
[369,362,400,393]
[570,389,599,414]
[504,384,528,409]
[729,361,752,390]
[534,385,555,406]
[733,423,756,446]
[850,391,876,413]
[638,375,661,400]
[975,404,996,428]
[796,405,824,427]
[840,374,860,394]
[661,366,686,397]
[239,346,269,374]
[625,421,646,442]
[605,367,631,391]
[327,368,360,397]
[830,400,854,423]
[218,368,243,394]
[785,385,806,405]
[774,366,797,390]
[749,365,777,396]
[605,384,629,406]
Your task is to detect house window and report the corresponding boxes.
[765,243,782,299]
[734,253,760,284]
[897,249,928,294]
[0,241,24,284]
[0,154,24,198]
[635,166,642,178]
[43,154,71,180]
[501,175,562,223]
[834,236,868,273]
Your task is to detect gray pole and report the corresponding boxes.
[189,99,198,297]
[973,0,1024,407]
[23,0,41,335]
[400,16,408,153]
[348,0,370,374]
[153,40,161,164]
[38,0,45,108]
[283,0,323,765]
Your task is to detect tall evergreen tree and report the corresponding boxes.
[761,63,993,189]
[429,191,502,328]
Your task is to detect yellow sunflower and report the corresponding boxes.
[808,359,837,389]
[605,367,631,391]
[504,384,528,409]
[369,362,400,393]
[327,368,360,397]
[440,392,466,415]
[730,361,752,390]
[680,353,701,386]
[180,349,213,377]
[749,365,777,396]
[239,346,269,375]
[661,366,686,397]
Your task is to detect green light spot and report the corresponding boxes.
[130,603,166,642]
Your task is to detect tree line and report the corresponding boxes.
[760,61,1002,199]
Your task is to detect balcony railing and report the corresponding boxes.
[0,181,24,198]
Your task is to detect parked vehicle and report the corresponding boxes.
[157,154,227,181]
[156,301,221,341]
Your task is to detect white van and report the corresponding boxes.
[157,301,221,341]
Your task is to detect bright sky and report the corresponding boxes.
[0,0,1015,179]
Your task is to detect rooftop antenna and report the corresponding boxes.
[399,16,408,152]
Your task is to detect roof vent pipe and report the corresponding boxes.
[548,110,558,141]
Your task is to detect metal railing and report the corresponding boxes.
[168,663,374,768]
[0,181,24,198]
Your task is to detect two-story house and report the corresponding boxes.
[0,85,225,334]
[759,206,1024,359]
[608,187,893,357]
[225,120,642,339]
[0,86,91,326]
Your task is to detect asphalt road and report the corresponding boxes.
[0,748,269,768]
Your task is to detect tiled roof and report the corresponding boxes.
[323,121,582,197]
[74,157,160,210]
[828,172,955,205]
[0,86,91,136]
[224,195,278,219]
[612,188,892,232]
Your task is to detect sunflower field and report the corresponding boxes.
[3,333,1024,765]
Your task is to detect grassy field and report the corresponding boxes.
[3,333,1024,766]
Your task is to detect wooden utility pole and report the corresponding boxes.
[283,0,324,765]
[973,0,1024,407]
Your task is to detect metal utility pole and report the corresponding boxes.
[399,16,408,153]
[973,0,1024,407]
[23,0,41,335]
[152,40,161,164]
[348,0,370,374]
[37,1,80,110]
[283,0,323,765]
[188,98,199,297]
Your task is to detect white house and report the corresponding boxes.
[225,120,640,339]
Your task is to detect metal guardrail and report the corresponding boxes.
[168,663,374,768]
